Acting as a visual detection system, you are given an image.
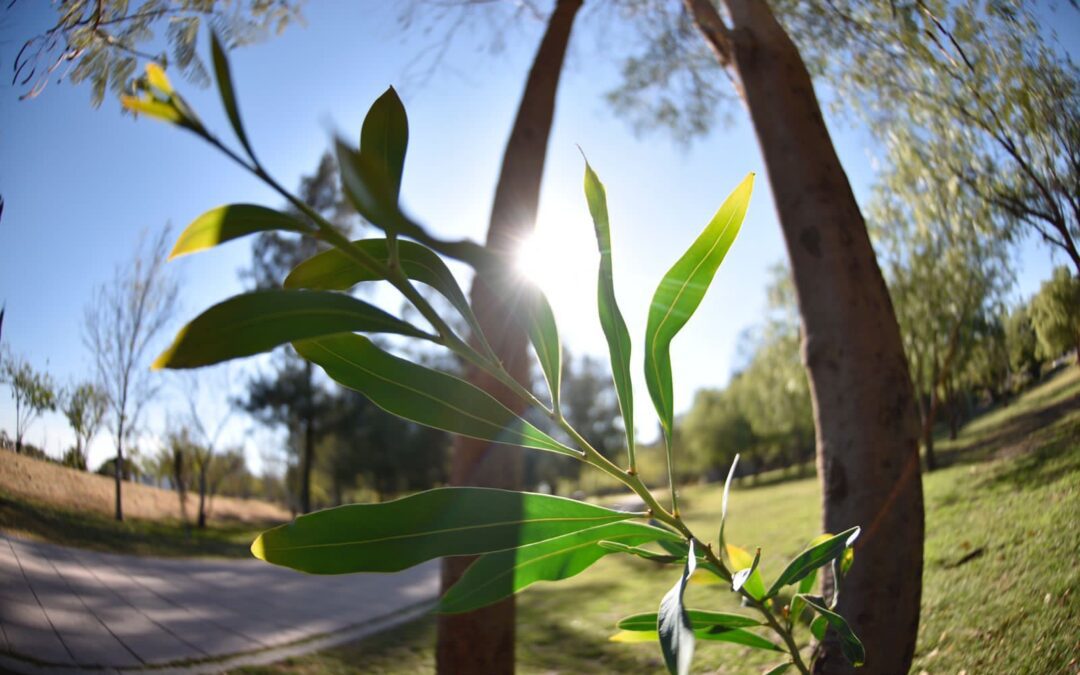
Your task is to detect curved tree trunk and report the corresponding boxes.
[435,1,582,672]
[685,0,925,671]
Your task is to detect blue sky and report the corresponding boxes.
[0,2,1067,472]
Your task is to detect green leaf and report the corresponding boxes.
[732,547,762,593]
[438,521,677,614]
[799,595,866,667]
[153,290,429,369]
[170,204,307,260]
[523,285,562,410]
[251,487,640,574]
[583,159,635,465]
[789,569,817,624]
[766,527,860,599]
[810,614,828,641]
[294,333,578,456]
[360,87,408,202]
[764,662,793,674]
[335,139,489,266]
[617,610,760,632]
[658,539,696,675]
[610,626,780,653]
[209,31,254,160]
[726,544,767,600]
[698,627,784,652]
[598,540,684,564]
[284,237,482,335]
[644,173,753,440]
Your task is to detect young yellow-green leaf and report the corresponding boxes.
[360,87,408,202]
[732,547,762,593]
[438,521,677,614]
[523,285,562,410]
[726,543,767,601]
[645,173,753,440]
[583,159,635,465]
[800,595,865,667]
[121,96,183,124]
[170,204,307,260]
[144,63,173,95]
[294,333,578,456]
[154,290,429,369]
[617,610,760,632]
[658,539,697,675]
[251,487,640,574]
[766,526,860,599]
[210,31,255,160]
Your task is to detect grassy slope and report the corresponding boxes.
[237,368,1080,674]
[0,450,287,558]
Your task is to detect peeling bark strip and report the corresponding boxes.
[435,1,583,673]
[683,0,925,672]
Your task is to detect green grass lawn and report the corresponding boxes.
[236,368,1080,674]
[0,489,271,558]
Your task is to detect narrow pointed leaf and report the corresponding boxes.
[645,174,753,439]
[610,627,779,652]
[618,610,760,632]
[284,237,482,333]
[699,627,784,651]
[799,595,866,667]
[294,333,578,456]
[251,487,639,574]
[144,63,173,94]
[121,96,183,124]
[810,614,828,641]
[210,31,255,160]
[789,568,818,623]
[658,539,696,675]
[583,159,635,463]
[727,544,766,600]
[360,87,408,202]
[523,285,562,410]
[170,204,307,259]
[599,540,684,564]
[766,527,860,599]
[764,663,793,674]
[335,139,490,266]
[732,547,762,593]
[438,521,677,614]
[154,290,428,369]
[719,453,740,561]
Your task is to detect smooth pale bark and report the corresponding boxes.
[435,1,583,672]
[684,0,925,671]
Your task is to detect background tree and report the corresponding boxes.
[84,226,178,521]
[1005,303,1044,384]
[61,381,108,470]
[1030,266,1080,364]
[176,367,234,528]
[13,0,301,106]
[871,130,1012,470]
[0,350,57,455]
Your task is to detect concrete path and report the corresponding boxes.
[0,534,439,673]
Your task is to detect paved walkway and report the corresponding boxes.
[0,535,439,673]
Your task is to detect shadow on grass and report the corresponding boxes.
[934,388,1080,473]
[974,415,1080,493]
[0,489,276,558]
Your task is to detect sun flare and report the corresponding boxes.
[514,203,600,321]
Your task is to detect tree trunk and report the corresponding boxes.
[686,1,924,671]
[436,1,582,673]
[301,361,315,514]
[115,419,125,522]
[197,461,208,529]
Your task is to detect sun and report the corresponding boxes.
[514,202,600,323]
